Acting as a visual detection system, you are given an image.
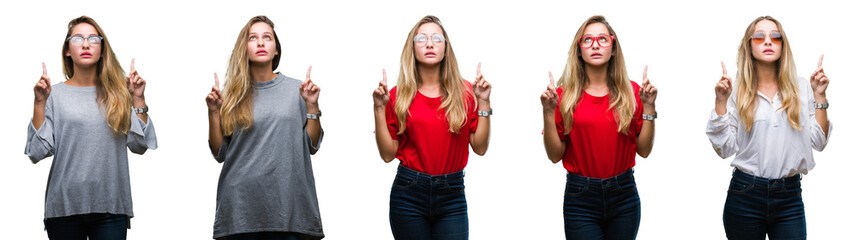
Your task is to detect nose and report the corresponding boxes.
[256,38,264,47]
[82,39,91,49]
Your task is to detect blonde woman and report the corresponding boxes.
[26,16,157,239]
[372,15,491,239]
[707,16,831,240]
[205,15,323,240]
[540,15,657,240]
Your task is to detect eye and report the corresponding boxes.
[249,36,257,41]
[414,34,428,42]
[264,35,272,41]
[598,36,608,43]
[582,37,593,43]
[431,34,444,43]
[70,36,84,42]
[88,36,101,44]
[770,32,782,39]
[751,32,765,39]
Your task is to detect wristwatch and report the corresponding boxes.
[307,111,322,120]
[815,102,829,109]
[478,108,492,117]
[132,105,148,114]
[642,112,657,121]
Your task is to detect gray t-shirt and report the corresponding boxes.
[213,73,324,239]
[25,82,158,220]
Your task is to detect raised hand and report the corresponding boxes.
[472,62,491,103]
[206,73,223,113]
[639,65,658,107]
[34,62,52,103]
[540,71,559,111]
[809,54,829,98]
[300,65,320,105]
[373,69,390,108]
[126,58,146,99]
[715,61,733,103]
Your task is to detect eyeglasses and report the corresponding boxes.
[579,35,614,49]
[414,33,445,46]
[67,35,103,46]
[750,32,782,45]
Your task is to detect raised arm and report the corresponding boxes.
[373,69,398,162]
[470,62,491,156]
[541,72,565,163]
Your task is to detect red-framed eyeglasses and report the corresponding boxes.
[579,35,614,48]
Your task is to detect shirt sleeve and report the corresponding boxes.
[805,79,832,151]
[633,84,644,136]
[386,96,400,141]
[24,98,55,163]
[468,96,479,133]
[706,93,739,159]
[127,113,158,154]
[305,120,324,155]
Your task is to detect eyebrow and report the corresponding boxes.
[583,33,609,36]
[73,33,99,36]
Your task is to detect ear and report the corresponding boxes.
[65,50,71,57]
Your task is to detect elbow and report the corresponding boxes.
[129,147,148,155]
[550,158,561,164]
[638,151,650,159]
[474,148,487,156]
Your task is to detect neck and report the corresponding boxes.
[584,63,609,87]
[417,63,442,88]
[68,64,98,87]
[754,60,778,87]
[250,62,276,82]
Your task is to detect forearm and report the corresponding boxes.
[33,101,46,129]
[470,101,491,155]
[814,94,829,137]
[208,111,223,156]
[543,110,565,163]
[133,96,147,123]
[307,103,321,146]
[374,107,397,162]
[637,104,656,158]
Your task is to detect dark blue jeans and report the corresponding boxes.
[389,164,468,240]
[44,213,128,240]
[564,169,640,240]
[723,169,806,240]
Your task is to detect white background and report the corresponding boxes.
[1,0,854,239]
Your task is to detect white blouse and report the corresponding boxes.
[706,78,831,179]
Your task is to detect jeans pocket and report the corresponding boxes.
[565,180,588,197]
[392,174,417,190]
[727,178,752,194]
[615,178,637,193]
[442,178,466,193]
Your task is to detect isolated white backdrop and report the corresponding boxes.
[1,0,853,239]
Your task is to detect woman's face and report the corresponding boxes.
[579,22,613,67]
[65,23,102,67]
[246,22,278,64]
[750,20,782,64]
[413,23,446,67]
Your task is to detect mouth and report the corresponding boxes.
[425,51,436,57]
[256,50,268,55]
[590,52,603,58]
[80,52,93,58]
[763,49,775,54]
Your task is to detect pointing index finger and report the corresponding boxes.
[721,61,728,75]
[214,73,220,90]
[548,71,555,87]
[42,62,47,76]
[130,58,136,73]
[642,65,648,80]
[306,65,312,80]
[818,54,824,68]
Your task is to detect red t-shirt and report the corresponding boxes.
[386,84,479,175]
[555,81,643,178]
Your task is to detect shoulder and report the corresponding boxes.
[630,80,641,91]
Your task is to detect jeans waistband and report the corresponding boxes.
[397,164,464,181]
[567,169,634,183]
[733,169,801,185]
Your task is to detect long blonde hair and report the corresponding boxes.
[62,16,131,135]
[220,16,282,136]
[735,16,801,131]
[557,15,636,134]
[394,15,472,134]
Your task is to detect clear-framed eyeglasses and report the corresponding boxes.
[414,33,445,46]
[67,35,103,46]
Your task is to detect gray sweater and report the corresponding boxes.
[25,82,158,220]
[213,73,324,239]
